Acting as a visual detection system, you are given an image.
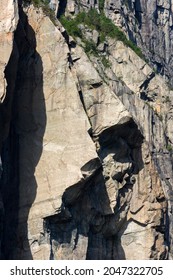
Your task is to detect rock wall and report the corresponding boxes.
[64,0,173,85]
[0,0,19,259]
[104,0,173,85]
[0,0,173,259]
[56,0,99,16]
[0,0,18,103]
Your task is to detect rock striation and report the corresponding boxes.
[0,0,173,260]
[64,0,173,85]
[104,0,173,86]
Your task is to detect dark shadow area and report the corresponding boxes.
[0,33,20,259]
[134,0,142,29]
[44,170,115,259]
[57,0,67,18]
[98,119,144,150]
[127,27,137,45]
[44,118,144,260]
[0,4,46,259]
[139,72,155,91]
[42,122,145,260]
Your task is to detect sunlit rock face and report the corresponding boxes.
[0,0,18,102]
[104,0,173,85]
[0,0,19,259]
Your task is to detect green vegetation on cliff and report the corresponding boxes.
[98,0,105,12]
[23,0,56,23]
[23,1,143,61]
[59,9,144,59]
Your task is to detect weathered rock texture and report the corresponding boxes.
[0,0,18,103]
[70,38,169,260]
[104,0,173,85]
[0,0,173,260]
[64,0,173,85]
[0,0,19,258]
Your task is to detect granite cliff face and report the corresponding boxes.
[0,0,173,259]
[104,0,173,85]
[0,0,19,256]
[64,0,173,84]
